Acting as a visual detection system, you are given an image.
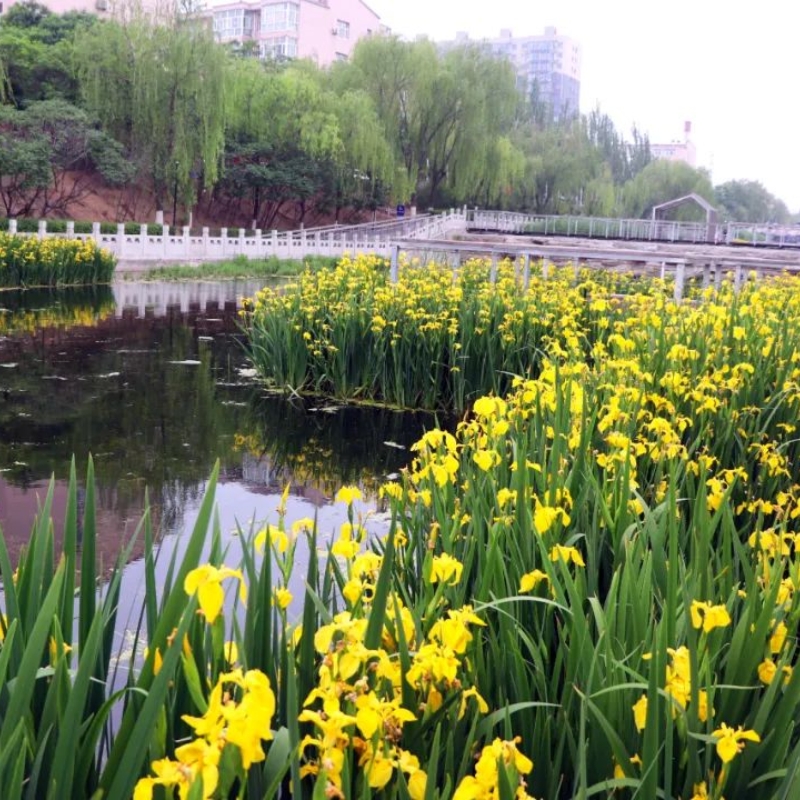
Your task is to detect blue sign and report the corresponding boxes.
[396,204,406,218]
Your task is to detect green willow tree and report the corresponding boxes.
[221,58,401,226]
[74,10,226,220]
[510,117,616,215]
[333,37,522,207]
[0,48,7,103]
[0,2,96,106]
[221,59,342,227]
[319,87,403,219]
[10,5,792,226]
[426,45,522,205]
[225,59,341,162]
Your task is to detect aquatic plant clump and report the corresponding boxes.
[0,233,116,287]
[0,466,538,800]
[241,253,667,412]
[7,270,800,798]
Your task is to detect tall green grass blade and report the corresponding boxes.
[424,724,442,800]
[23,726,53,800]
[79,457,97,654]
[260,726,292,799]
[0,621,18,689]
[0,563,65,749]
[99,464,220,795]
[101,599,198,800]
[19,479,56,635]
[60,459,78,651]
[0,722,27,794]
[46,608,107,799]
[75,687,145,794]
[364,520,396,650]
[297,529,320,705]
[143,492,158,643]
[286,648,303,800]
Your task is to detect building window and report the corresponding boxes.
[214,9,246,39]
[261,2,299,33]
[335,51,348,61]
[261,36,298,59]
[335,19,350,39]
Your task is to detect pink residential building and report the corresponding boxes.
[0,0,168,17]
[0,0,113,14]
[208,0,381,65]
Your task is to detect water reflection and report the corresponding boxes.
[236,395,440,500]
[0,285,116,337]
[0,280,439,566]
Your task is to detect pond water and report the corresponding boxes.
[0,280,442,577]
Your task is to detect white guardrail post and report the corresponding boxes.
[674,261,686,302]
[389,244,400,283]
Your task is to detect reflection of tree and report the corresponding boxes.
[0,289,251,535]
[1,286,458,548]
[236,392,451,498]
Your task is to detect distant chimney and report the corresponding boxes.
[684,120,692,140]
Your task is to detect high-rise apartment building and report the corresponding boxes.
[440,26,581,120]
[208,0,381,65]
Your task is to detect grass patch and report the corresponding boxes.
[124,254,339,281]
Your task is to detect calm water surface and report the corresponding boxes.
[0,280,440,580]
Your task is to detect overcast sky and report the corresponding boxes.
[367,0,799,211]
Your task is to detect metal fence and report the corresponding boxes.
[468,210,800,248]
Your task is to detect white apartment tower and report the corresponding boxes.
[440,26,581,120]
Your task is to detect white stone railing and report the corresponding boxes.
[9,210,798,263]
[5,209,469,263]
